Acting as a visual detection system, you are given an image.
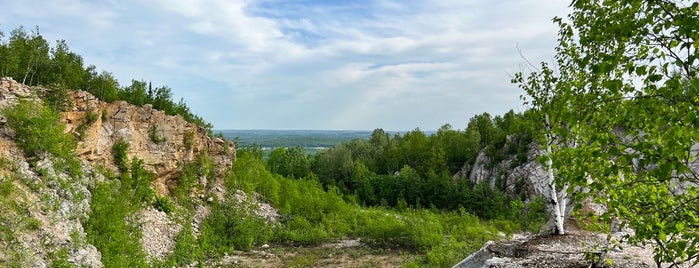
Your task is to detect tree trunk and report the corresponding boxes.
[545,113,566,235]
[546,154,565,235]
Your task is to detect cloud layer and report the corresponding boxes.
[1,0,570,130]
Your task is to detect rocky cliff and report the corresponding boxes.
[456,143,548,202]
[0,77,235,267]
[61,89,234,196]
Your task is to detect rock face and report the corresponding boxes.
[461,145,548,202]
[0,77,235,266]
[60,89,234,196]
[0,148,104,267]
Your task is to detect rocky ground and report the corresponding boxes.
[213,239,414,268]
[140,208,182,261]
[453,227,697,268]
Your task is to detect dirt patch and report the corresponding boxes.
[213,245,415,268]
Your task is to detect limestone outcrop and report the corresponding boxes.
[60,89,234,196]
[0,77,235,266]
[458,143,548,202]
[0,77,104,267]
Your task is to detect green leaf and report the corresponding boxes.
[675,222,685,232]
[648,74,663,82]
[635,66,647,76]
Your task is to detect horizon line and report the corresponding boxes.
[213,129,439,133]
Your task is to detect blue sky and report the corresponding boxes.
[1,0,570,130]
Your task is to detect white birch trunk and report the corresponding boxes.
[545,113,567,235]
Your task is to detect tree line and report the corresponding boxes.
[244,110,546,228]
[0,25,211,130]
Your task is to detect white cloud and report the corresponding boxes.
[0,0,571,130]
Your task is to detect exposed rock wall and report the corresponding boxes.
[463,145,548,202]
[60,89,235,195]
[0,77,236,266]
[0,78,103,267]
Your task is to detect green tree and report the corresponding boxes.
[48,39,86,89]
[85,68,120,102]
[152,85,174,113]
[467,113,499,148]
[118,79,150,106]
[8,26,50,85]
[515,0,699,265]
[398,128,432,174]
[368,128,390,172]
[313,145,354,188]
[0,29,13,77]
[433,124,481,173]
[267,146,312,179]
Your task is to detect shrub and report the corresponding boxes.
[153,195,174,214]
[41,85,73,112]
[2,99,81,176]
[172,161,199,206]
[84,180,148,267]
[183,130,194,150]
[423,238,471,267]
[154,224,203,267]
[76,109,99,139]
[149,124,166,144]
[199,198,274,254]
[112,138,129,173]
[126,158,155,205]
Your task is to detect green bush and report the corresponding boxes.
[510,196,547,233]
[76,108,99,139]
[126,158,155,205]
[153,195,174,214]
[2,99,81,176]
[275,216,331,246]
[149,124,167,144]
[154,224,203,267]
[41,85,73,112]
[199,198,274,255]
[112,138,129,173]
[423,238,471,268]
[84,180,148,267]
[171,161,199,207]
[183,130,194,150]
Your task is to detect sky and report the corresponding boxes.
[1,0,571,131]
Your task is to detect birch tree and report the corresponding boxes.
[516,0,698,266]
[513,61,581,235]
